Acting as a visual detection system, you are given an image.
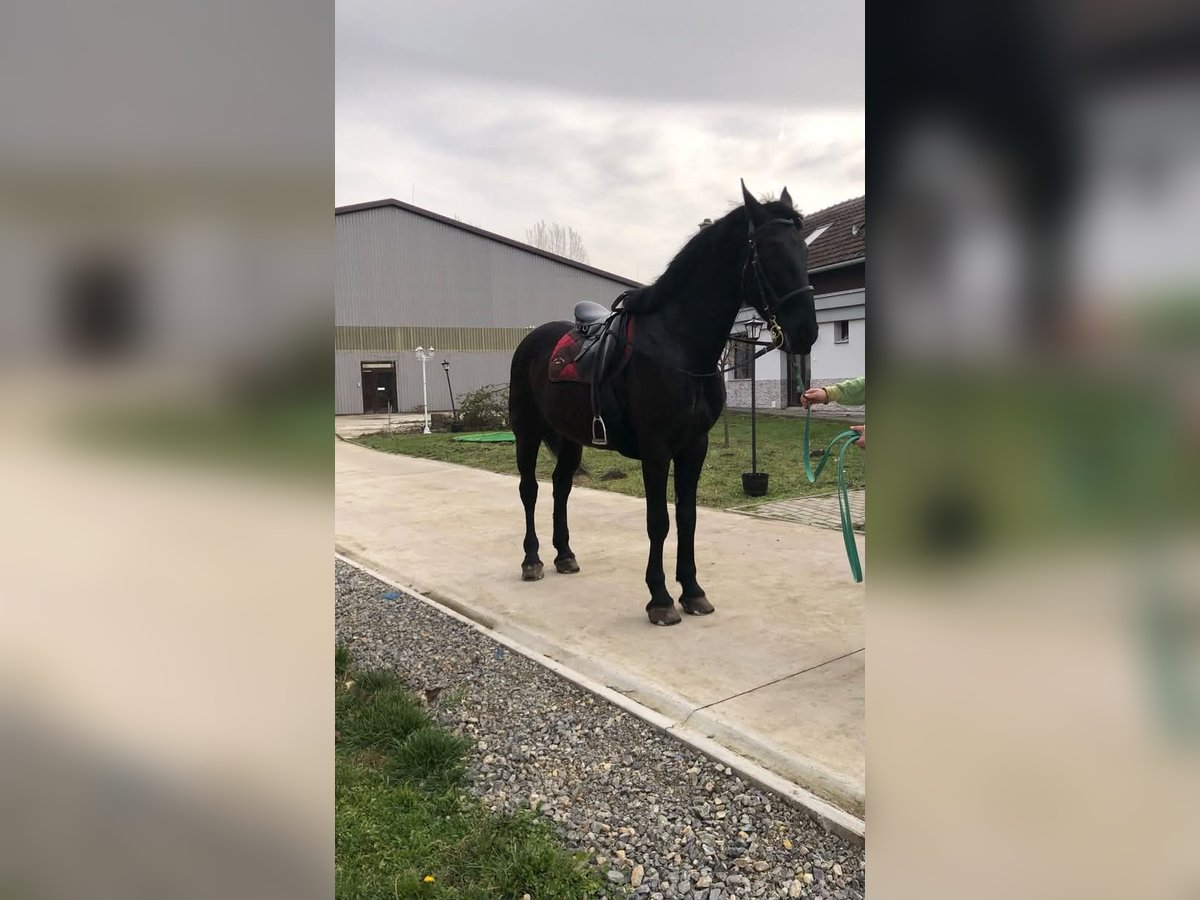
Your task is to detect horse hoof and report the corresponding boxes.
[647,605,682,626]
[681,594,715,616]
[521,563,544,582]
[555,557,580,574]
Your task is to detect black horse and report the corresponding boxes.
[508,182,818,625]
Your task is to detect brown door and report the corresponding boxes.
[360,362,397,414]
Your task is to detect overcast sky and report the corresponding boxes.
[337,0,863,282]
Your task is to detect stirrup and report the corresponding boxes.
[591,416,608,446]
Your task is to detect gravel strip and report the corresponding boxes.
[336,559,865,899]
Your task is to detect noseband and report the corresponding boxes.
[742,217,814,349]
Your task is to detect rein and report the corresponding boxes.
[677,341,774,379]
[801,395,864,582]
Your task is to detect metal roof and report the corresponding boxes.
[336,198,642,288]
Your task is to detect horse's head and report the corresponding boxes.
[740,181,819,356]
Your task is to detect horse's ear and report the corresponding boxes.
[781,186,794,209]
[741,179,765,223]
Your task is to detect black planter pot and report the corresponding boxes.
[742,472,769,497]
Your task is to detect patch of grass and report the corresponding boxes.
[351,668,401,697]
[335,643,351,679]
[355,411,865,508]
[340,688,432,753]
[391,726,469,783]
[71,393,330,481]
[337,651,604,900]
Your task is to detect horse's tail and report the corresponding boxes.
[509,325,590,478]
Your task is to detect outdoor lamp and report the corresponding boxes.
[441,358,460,431]
[744,316,764,343]
[414,346,436,434]
[740,316,768,497]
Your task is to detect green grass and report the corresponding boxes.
[336,650,604,900]
[71,392,331,481]
[340,689,434,755]
[336,643,352,679]
[354,412,865,508]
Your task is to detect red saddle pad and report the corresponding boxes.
[547,318,635,384]
[548,329,587,383]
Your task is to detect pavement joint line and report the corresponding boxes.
[726,490,842,512]
[334,549,698,724]
[342,439,859,528]
[335,529,865,819]
[683,647,866,725]
[335,551,865,845]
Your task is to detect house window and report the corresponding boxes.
[834,320,850,344]
[728,339,753,379]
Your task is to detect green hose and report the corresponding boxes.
[802,404,864,583]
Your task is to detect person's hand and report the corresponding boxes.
[800,387,829,408]
[851,424,865,449]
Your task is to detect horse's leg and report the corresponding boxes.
[642,451,681,626]
[551,438,583,574]
[515,427,544,581]
[674,435,714,615]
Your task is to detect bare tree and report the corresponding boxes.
[525,220,590,263]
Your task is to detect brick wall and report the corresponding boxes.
[724,377,865,414]
[806,377,865,414]
[725,378,789,410]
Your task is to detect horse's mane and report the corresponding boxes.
[616,200,802,314]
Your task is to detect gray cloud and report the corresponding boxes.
[338,0,863,108]
[337,0,863,282]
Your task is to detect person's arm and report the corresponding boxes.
[825,377,865,406]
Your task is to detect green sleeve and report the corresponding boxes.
[825,377,865,406]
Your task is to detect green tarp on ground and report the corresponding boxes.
[452,431,516,443]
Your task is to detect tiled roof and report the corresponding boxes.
[801,196,865,270]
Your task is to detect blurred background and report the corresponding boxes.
[4,0,1199,896]
[0,1,331,897]
[867,0,1199,897]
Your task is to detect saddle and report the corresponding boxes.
[548,296,637,454]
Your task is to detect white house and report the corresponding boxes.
[726,195,865,410]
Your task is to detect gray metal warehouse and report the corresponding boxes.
[335,199,640,415]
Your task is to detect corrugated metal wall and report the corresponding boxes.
[337,349,513,414]
[336,205,637,413]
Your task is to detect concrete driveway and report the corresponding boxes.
[335,413,429,438]
[335,440,865,825]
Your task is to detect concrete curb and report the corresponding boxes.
[335,550,866,846]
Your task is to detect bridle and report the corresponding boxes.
[617,213,816,379]
[741,216,815,350]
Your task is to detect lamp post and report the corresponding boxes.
[414,346,435,434]
[741,316,767,496]
[441,358,460,431]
